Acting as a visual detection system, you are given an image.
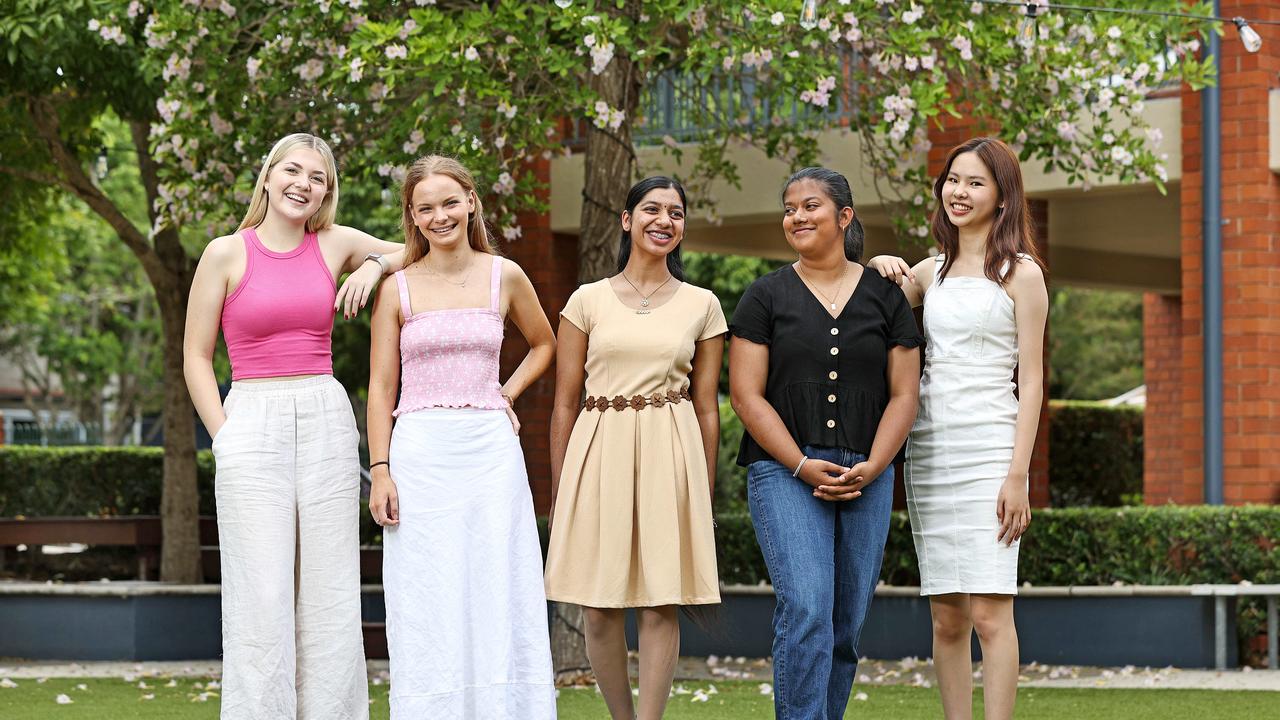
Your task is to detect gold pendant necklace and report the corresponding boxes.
[797,261,848,310]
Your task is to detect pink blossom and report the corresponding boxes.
[294,58,325,81]
[464,46,479,61]
[210,112,233,137]
[219,1,236,18]
[502,225,522,241]
[349,57,365,82]
[769,12,784,26]
[590,41,614,74]
[951,35,973,61]
[385,44,407,60]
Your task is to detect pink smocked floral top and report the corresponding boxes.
[392,256,507,416]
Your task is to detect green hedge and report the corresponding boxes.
[2,447,1276,662]
[0,446,216,517]
[1049,400,1143,507]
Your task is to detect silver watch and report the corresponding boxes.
[363,252,390,274]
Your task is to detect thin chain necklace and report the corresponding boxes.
[795,261,848,311]
[423,256,474,287]
[619,272,674,315]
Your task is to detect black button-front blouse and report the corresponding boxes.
[729,264,923,467]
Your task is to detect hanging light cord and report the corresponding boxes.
[974,0,1280,27]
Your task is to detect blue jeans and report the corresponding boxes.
[748,446,894,720]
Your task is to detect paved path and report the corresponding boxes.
[2,657,1277,691]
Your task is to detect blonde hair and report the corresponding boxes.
[401,155,496,265]
[237,133,339,233]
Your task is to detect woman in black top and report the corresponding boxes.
[728,167,921,720]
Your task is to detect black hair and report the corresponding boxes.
[781,167,865,262]
[616,176,687,280]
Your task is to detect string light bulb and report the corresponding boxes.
[1233,18,1262,53]
[380,178,392,204]
[1017,3,1039,48]
[94,148,108,180]
[799,0,819,31]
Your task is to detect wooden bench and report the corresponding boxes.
[0,516,218,580]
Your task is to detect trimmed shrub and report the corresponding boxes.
[1049,400,1143,507]
[0,446,216,517]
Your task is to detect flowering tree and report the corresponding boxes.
[132,0,1212,270]
[4,0,1213,584]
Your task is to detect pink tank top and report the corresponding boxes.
[221,228,335,380]
[393,256,507,416]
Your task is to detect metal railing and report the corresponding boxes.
[8,420,102,447]
[566,55,854,148]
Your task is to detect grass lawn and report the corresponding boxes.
[1,677,1276,718]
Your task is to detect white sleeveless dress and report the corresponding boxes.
[905,255,1024,596]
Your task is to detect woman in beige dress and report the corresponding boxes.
[545,176,725,720]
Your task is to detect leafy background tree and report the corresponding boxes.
[1049,288,1144,400]
[2,0,1206,607]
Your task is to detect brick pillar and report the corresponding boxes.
[927,121,1052,507]
[1143,294,1185,503]
[499,158,580,514]
[1179,1,1280,505]
[1027,199,1050,508]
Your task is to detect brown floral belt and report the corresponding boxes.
[583,386,691,412]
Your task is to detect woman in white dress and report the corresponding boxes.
[366,155,557,718]
[867,137,1048,720]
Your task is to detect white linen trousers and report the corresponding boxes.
[212,375,369,720]
[906,257,1025,596]
[384,408,556,719]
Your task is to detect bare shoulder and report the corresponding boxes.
[199,233,243,265]
[317,223,360,245]
[1007,256,1046,290]
[498,255,529,281]
[913,255,938,292]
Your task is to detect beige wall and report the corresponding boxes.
[550,98,1183,292]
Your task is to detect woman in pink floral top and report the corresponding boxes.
[366,155,557,719]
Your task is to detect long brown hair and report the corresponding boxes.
[930,137,1046,284]
[400,155,496,265]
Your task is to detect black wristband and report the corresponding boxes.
[369,460,389,470]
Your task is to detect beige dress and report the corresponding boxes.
[544,279,726,608]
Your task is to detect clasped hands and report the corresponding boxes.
[798,458,882,502]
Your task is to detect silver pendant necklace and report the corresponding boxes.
[620,272,673,315]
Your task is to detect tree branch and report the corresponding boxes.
[25,95,164,280]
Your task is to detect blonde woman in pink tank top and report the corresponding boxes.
[366,155,557,718]
[183,133,407,720]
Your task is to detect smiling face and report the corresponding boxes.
[264,147,331,224]
[782,178,851,256]
[621,186,685,259]
[941,151,1002,232]
[410,173,475,251]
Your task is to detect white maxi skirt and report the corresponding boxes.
[384,408,556,719]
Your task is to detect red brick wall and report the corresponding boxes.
[499,159,580,513]
[1178,1,1280,505]
[1143,294,1187,503]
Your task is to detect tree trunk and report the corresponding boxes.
[551,0,646,681]
[153,255,201,584]
[576,24,642,283]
